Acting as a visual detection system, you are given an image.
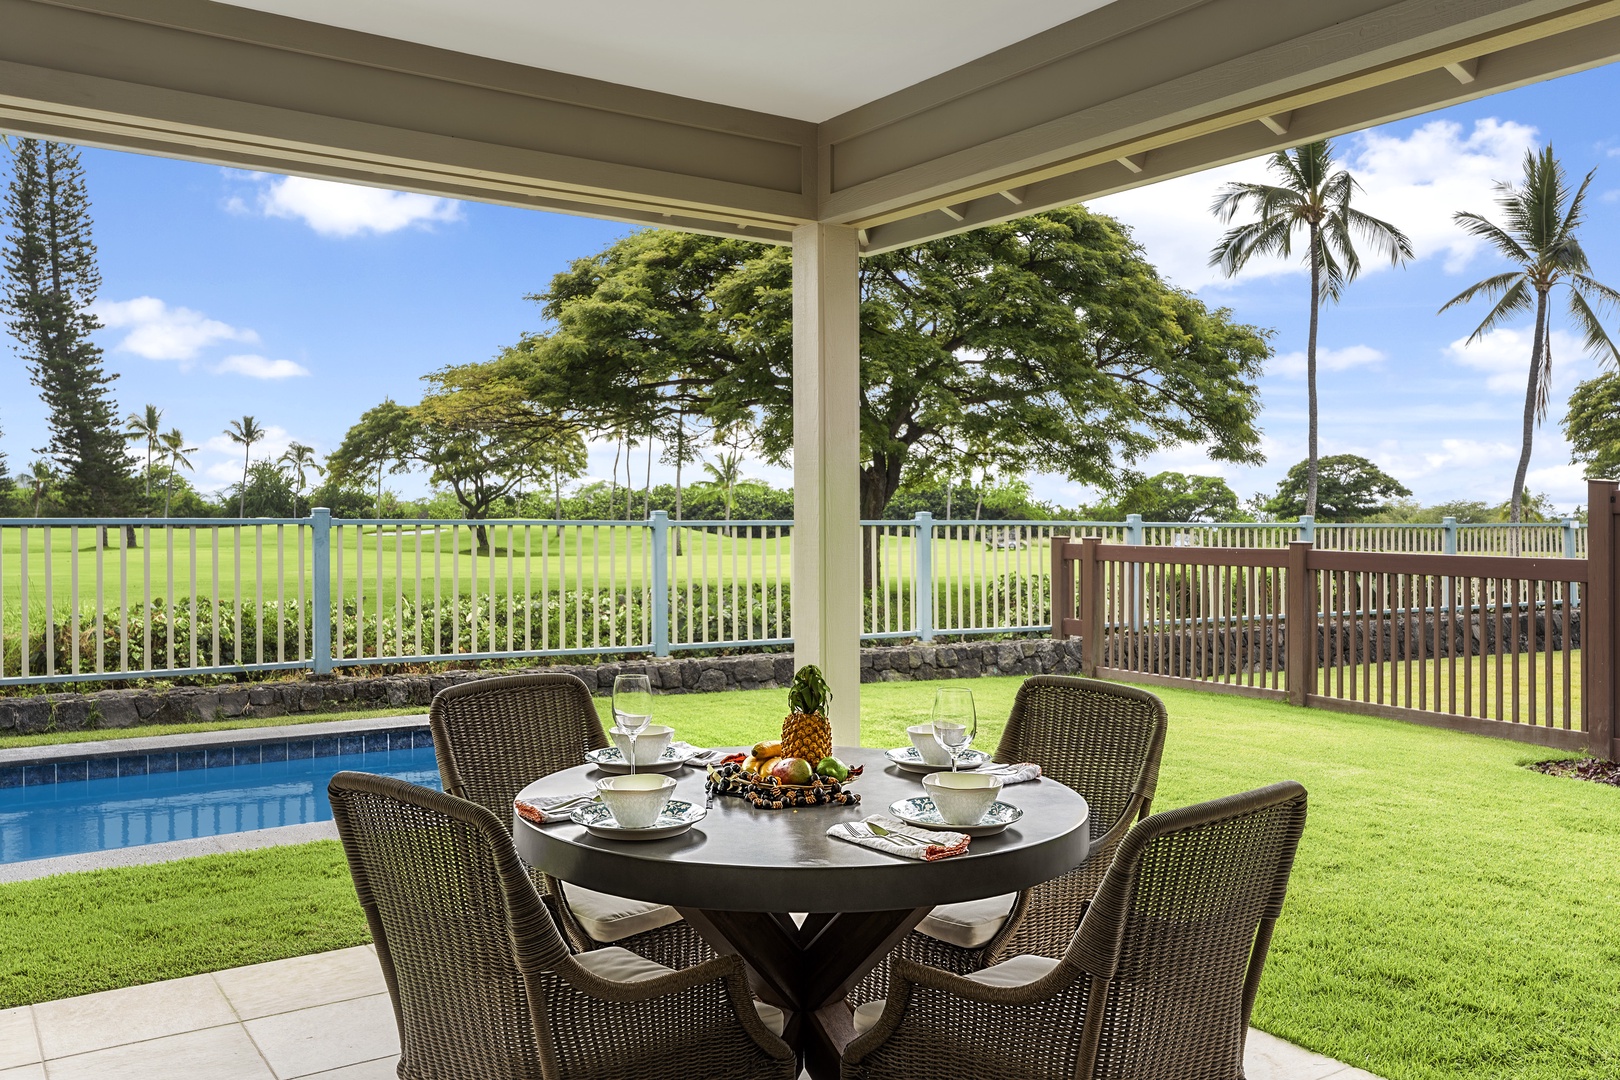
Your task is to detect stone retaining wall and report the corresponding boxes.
[0,640,1085,737]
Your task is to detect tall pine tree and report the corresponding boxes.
[1,138,133,528]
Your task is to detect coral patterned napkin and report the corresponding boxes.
[514,792,597,824]
[829,816,970,861]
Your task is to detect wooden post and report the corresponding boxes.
[1050,534,1074,640]
[1081,537,1103,677]
[1286,540,1315,707]
[1585,479,1618,760]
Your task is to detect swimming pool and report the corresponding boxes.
[0,738,442,863]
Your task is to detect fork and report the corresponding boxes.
[845,822,927,848]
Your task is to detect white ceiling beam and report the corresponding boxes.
[998,188,1026,205]
[1257,112,1293,136]
[1117,153,1148,173]
[859,7,1620,252]
[937,203,966,221]
[820,0,1620,225]
[1445,57,1482,83]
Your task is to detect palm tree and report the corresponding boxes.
[278,441,323,518]
[25,460,56,516]
[702,449,744,521]
[1210,140,1412,517]
[225,415,266,517]
[159,428,196,517]
[1440,146,1620,523]
[123,404,162,507]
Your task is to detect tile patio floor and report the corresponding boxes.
[1,945,1383,1079]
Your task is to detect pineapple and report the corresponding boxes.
[782,664,833,763]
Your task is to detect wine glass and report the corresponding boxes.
[931,687,977,773]
[612,674,654,775]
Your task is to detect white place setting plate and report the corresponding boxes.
[570,799,706,840]
[888,796,1023,836]
[585,744,699,774]
[883,746,992,774]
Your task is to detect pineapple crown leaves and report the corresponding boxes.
[787,664,831,716]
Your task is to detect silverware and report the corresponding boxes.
[847,822,928,847]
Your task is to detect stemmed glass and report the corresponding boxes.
[612,674,654,776]
[931,687,977,773]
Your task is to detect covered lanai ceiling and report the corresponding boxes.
[214,0,1117,122]
[4,0,1620,251]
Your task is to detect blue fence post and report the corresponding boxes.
[914,512,935,642]
[1298,514,1315,544]
[1563,516,1579,559]
[1124,514,1143,630]
[650,511,671,657]
[1442,516,1458,555]
[310,507,332,675]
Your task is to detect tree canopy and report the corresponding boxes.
[1265,454,1411,521]
[519,208,1271,518]
[1099,471,1243,522]
[1563,371,1620,479]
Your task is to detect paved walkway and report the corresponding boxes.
[0,945,1382,1079]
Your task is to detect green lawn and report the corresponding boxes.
[4,676,1617,1080]
[0,522,1053,626]
[0,705,425,750]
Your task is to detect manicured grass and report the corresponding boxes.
[4,676,1618,1080]
[0,705,424,750]
[0,842,367,1008]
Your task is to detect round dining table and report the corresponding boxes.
[512,745,1091,1079]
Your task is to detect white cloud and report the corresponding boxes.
[200,424,298,489]
[1442,327,1586,395]
[95,296,258,364]
[255,175,463,238]
[215,354,311,380]
[1090,118,1538,291]
[1273,344,1386,377]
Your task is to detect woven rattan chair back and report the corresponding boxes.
[988,676,1167,960]
[995,676,1166,832]
[328,770,567,1080]
[1073,781,1308,1080]
[430,673,607,814]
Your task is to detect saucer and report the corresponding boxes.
[884,746,992,774]
[888,796,1022,836]
[585,744,697,774]
[570,799,706,840]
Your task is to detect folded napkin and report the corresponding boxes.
[514,791,597,824]
[828,815,970,861]
[672,742,726,766]
[974,761,1042,784]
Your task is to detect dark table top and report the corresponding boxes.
[512,746,1090,913]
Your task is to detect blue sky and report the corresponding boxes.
[3,63,1620,514]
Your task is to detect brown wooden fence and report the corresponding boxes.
[1052,479,1620,757]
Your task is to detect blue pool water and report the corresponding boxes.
[0,745,442,863]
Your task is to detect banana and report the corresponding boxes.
[751,739,784,759]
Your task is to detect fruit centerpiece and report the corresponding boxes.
[707,665,862,809]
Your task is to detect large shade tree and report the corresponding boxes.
[521,209,1271,523]
[1440,146,1620,523]
[1264,453,1411,521]
[1210,140,1411,519]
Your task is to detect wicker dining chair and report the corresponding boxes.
[429,672,715,970]
[842,780,1309,1080]
[853,676,1167,1004]
[328,771,796,1080]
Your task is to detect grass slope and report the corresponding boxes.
[2,677,1617,1080]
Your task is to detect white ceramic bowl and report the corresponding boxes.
[595,773,677,829]
[922,771,1003,826]
[609,724,674,764]
[907,723,953,766]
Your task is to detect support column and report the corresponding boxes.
[792,223,863,745]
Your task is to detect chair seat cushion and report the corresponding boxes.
[564,885,683,943]
[573,948,784,1036]
[852,954,1061,1035]
[914,893,1018,949]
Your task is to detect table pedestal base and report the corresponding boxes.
[676,906,929,1080]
